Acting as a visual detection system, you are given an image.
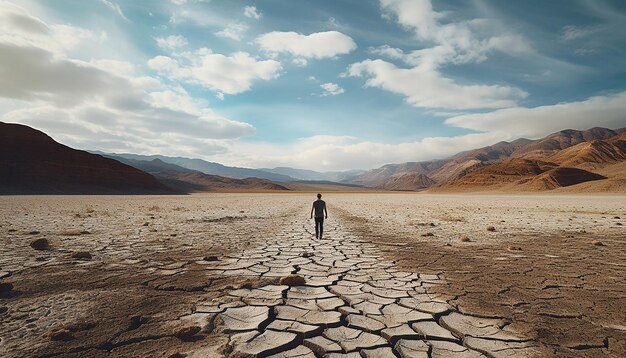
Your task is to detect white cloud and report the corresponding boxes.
[99,0,128,21]
[320,83,344,96]
[256,31,357,60]
[215,23,248,41]
[348,59,526,109]
[445,91,626,138]
[148,49,282,96]
[155,35,188,50]
[292,58,308,67]
[347,0,531,110]
[561,25,604,41]
[0,2,255,158]
[0,3,93,55]
[243,5,261,20]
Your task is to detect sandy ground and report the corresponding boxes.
[0,193,624,357]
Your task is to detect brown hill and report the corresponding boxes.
[376,173,436,191]
[352,126,625,192]
[547,139,626,169]
[521,167,607,191]
[0,122,172,194]
[555,161,626,193]
[513,127,619,159]
[435,159,557,190]
[350,161,445,187]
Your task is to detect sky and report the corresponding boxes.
[1,0,626,171]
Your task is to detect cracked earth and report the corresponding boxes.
[0,194,624,357]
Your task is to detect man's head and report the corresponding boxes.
[317,193,322,199]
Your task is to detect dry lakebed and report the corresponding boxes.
[0,193,624,357]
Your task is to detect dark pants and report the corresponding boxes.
[314,217,324,239]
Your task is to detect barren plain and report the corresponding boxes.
[0,193,624,357]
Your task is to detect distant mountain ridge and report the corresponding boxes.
[92,152,295,182]
[107,156,289,192]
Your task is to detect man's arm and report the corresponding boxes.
[324,203,328,219]
[310,204,314,219]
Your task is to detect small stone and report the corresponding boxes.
[460,236,470,242]
[170,233,177,237]
[71,251,92,260]
[279,274,306,286]
[203,256,219,261]
[80,230,91,235]
[30,238,50,250]
[143,222,149,226]
[128,315,148,330]
[614,216,620,219]
[486,226,496,232]
[507,246,522,251]
[173,325,201,341]
[0,282,13,293]
[48,328,74,341]
[592,240,605,246]
[301,252,314,258]
[29,230,40,235]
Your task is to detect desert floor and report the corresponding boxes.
[0,193,624,357]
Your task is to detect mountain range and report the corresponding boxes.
[2,121,625,194]
[355,127,626,192]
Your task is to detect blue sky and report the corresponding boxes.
[1,0,626,170]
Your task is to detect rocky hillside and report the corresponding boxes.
[351,126,626,192]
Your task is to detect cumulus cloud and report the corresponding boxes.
[348,59,526,109]
[243,5,261,19]
[445,91,626,138]
[256,31,356,60]
[215,23,248,41]
[320,83,344,96]
[348,0,530,110]
[155,35,188,50]
[148,49,281,96]
[0,2,93,54]
[0,2,255,157]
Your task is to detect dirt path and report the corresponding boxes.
[191,216,545,357]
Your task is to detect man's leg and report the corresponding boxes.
[315,218,320,239]
[319,218,324,239]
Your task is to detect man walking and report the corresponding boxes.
[310,193,328,239]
